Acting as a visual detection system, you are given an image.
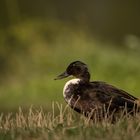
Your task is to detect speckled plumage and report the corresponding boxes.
[55,61,139,121]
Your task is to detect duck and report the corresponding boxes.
[55,61,139,121]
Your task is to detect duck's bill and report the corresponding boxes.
[54,71,70,80]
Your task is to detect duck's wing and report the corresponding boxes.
[89,81,138,110]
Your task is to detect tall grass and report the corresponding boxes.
[1,103,140,140]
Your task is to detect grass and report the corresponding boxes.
[1,104,140,140]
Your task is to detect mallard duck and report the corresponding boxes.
[55,61,139,121]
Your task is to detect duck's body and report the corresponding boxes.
[55,61,139,121]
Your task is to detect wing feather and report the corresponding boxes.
[89,81,138,110]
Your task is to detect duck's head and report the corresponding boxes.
[55,61,90,82]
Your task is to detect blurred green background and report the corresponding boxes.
[0,0,140,111]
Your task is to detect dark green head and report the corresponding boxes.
[55,61,90,81]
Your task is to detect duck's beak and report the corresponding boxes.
[54,71,70,80]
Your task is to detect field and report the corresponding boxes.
[0,20,140,139]
[1,105,140,140]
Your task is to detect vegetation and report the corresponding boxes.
[1,104,140,140]
[0,1,140,139]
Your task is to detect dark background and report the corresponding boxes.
[0,0,140,43]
